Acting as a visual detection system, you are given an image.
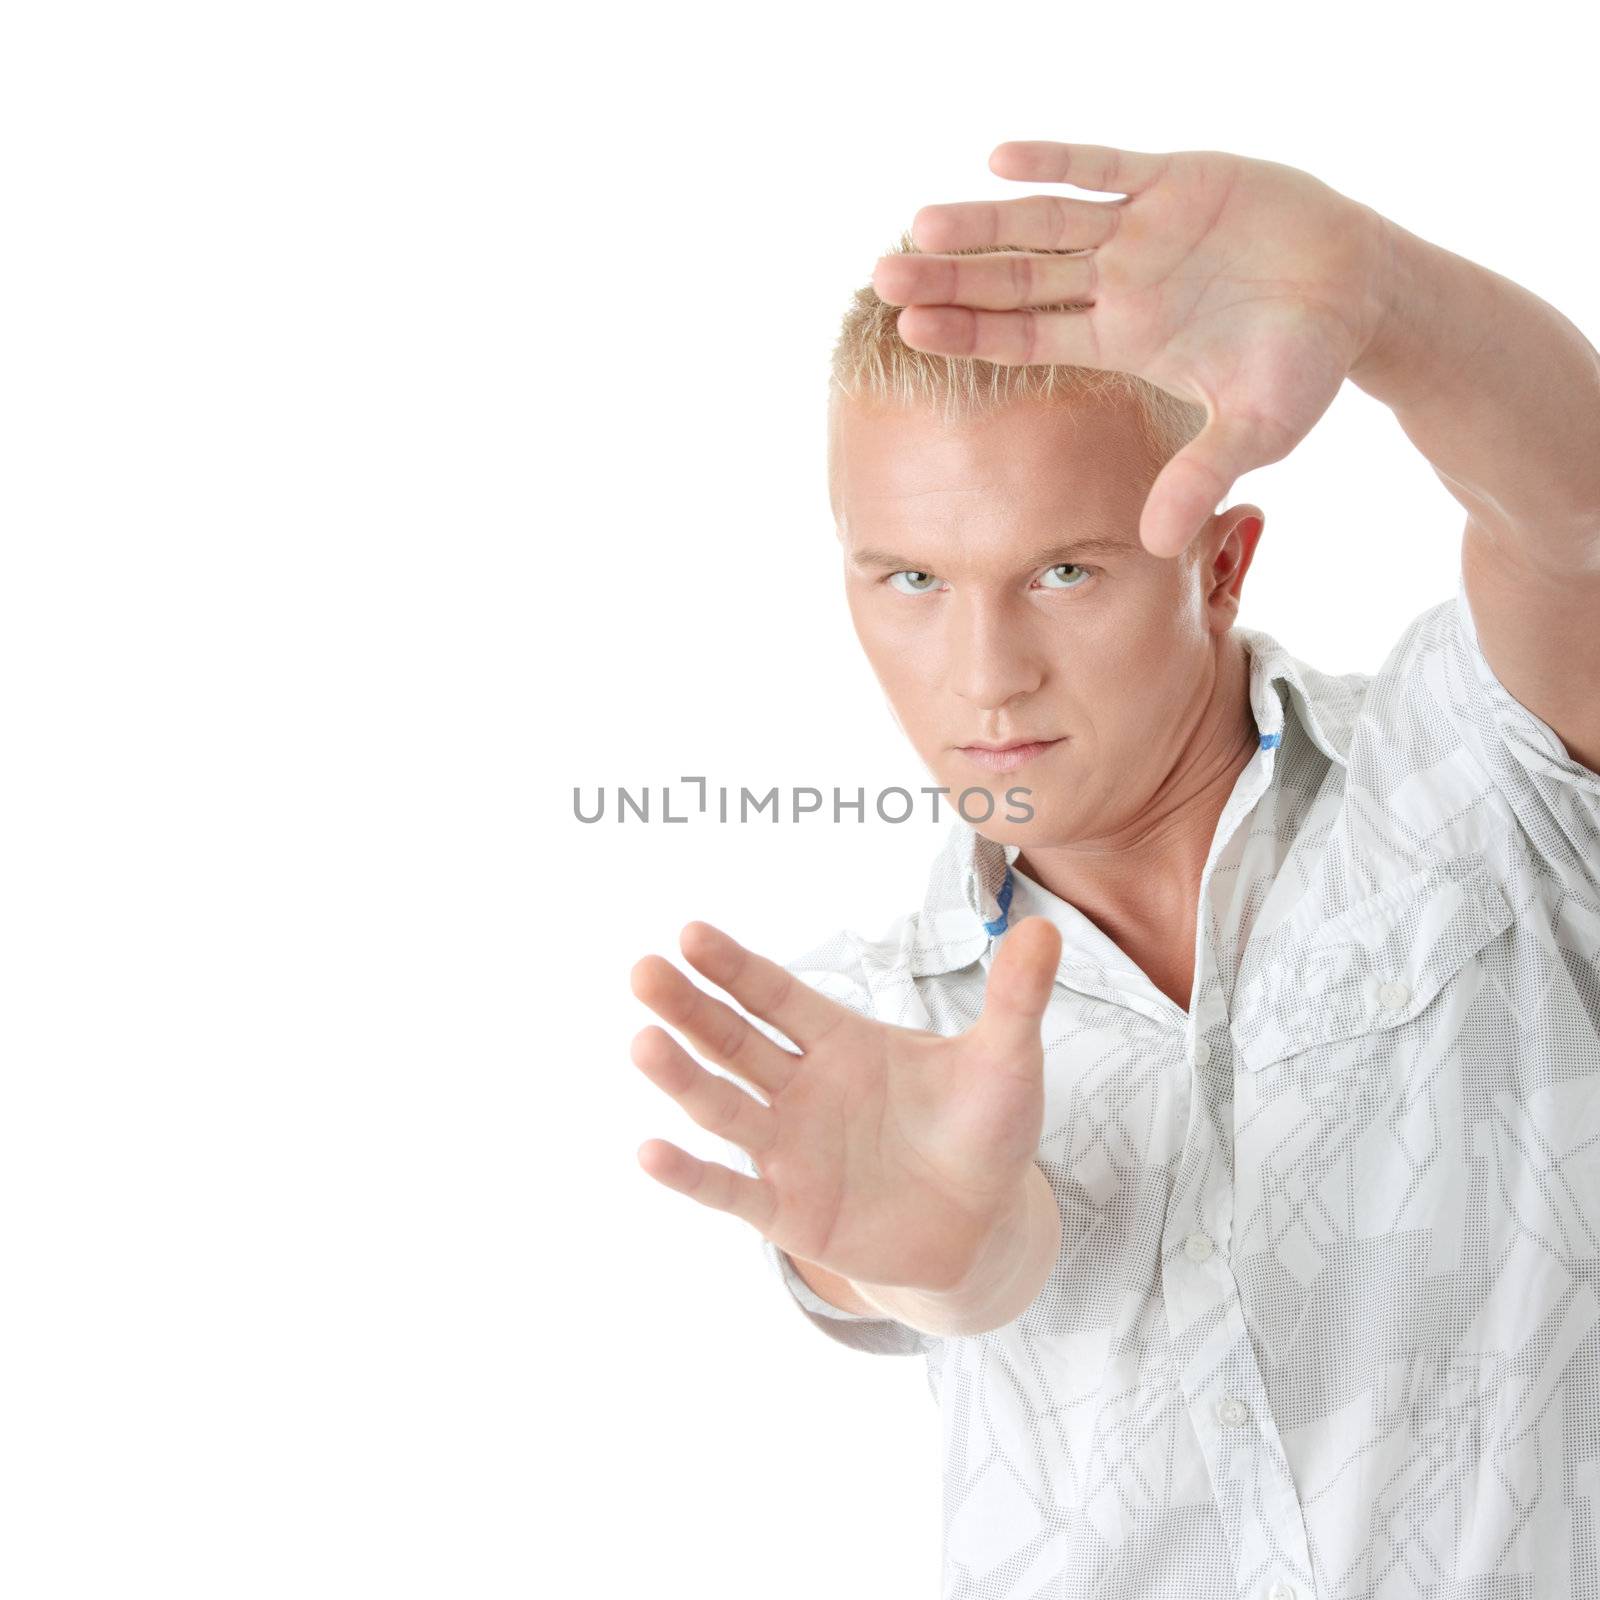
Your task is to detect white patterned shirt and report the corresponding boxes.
[734,572,1600,1600]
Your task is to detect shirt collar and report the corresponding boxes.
[907,621,1354,979]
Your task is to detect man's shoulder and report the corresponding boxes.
[1254,595,1466,778]
[1334,592,1497,781]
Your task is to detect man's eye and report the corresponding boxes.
[1038,563,1092,589]
[888,570,942,594]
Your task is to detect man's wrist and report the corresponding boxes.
[1348,210,1494,411]
[1345,207,1600,569]
[850,1164,1062,1338]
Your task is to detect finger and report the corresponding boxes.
[636,1137,776,1232]
[893,303,1107,370]
[873,248,1097,312]
[1137,410,1269,560]
[678,921,854,1059]
[975,915,1062,1063]
[908,192,1123,255]
[630,952,792,1096]
[630,1023,777,1157]
[988,140,1172,196]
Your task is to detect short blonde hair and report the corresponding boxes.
[828,229,1206,512]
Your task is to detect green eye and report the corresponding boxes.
[888,570,942,594]
[1039,563,1091,589]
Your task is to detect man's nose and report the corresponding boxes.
[945,598,1043,709]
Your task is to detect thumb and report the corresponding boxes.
[975,915,1062,1059]
[1138,409,1264,560]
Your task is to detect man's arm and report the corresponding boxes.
[1350,218,1600,774]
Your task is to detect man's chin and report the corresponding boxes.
[927,770,1072,846]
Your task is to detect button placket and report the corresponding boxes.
[1163,818,1318,1588]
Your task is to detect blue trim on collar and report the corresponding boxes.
[983,866,1015,936]
[1259,731,1281,750]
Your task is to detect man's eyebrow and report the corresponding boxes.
[848,536,1132,572]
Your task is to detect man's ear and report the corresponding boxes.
[1211,504,1265,601]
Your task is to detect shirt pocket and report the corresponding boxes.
[1229,857,1515,1074]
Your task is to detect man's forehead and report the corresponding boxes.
[829,391,1165,565]
[834,454,1144,547]
[834,396,1154,502]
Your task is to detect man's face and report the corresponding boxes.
[833,392,1261,850]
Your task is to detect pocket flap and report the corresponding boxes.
[1230,859,1514,1073]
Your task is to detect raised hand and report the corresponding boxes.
[874,141,1397,559]
[630,915,1063,1297]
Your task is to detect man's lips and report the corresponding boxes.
[954,738,1063,773]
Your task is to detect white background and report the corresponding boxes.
[1,2,1594,1595]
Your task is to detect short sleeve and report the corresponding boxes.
[723,928,932,1358]
[1447,573,1600,873]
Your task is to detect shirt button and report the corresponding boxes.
[1184,1230,1214,1262]
[1377,979,1411,1009]
[1192,1037,1212,1067]
[1217,1396,1249,1427]
[1268,1584,1297,1600]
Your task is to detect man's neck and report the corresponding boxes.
[1013,635,1259,965]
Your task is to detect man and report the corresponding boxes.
[629,142,1600,1597]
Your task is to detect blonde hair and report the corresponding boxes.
[827,229,1206,511]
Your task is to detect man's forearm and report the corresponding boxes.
[1350,213,1600,578]
[796,1163,1062,1339]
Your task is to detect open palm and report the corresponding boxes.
[630,916,1062,1296]
[873,142,1396,559]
